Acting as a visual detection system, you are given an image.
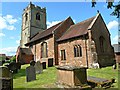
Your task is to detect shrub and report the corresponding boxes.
[10,56,16,63]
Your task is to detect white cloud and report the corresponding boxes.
[0,15,18,30]
[16,40,20,45]
[47,21,61,28]
[0,33,5,37]
[3,15,17,24]
[107,20,118,30]
[0,47,17,56]
[111,35,118,44]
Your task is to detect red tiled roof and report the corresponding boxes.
[20,48,33,55]
[26,21,63,45]
[57,16,95,42]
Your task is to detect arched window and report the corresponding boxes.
[41,42,47,58]
[74,45,82,57]
[99,36,105,52]
[25,13,28,21]
[36,13,40,20]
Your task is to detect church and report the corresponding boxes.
[16,2,115,68]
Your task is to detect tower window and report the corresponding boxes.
[36,13,40,20]
[25,13,28,21]
[74,45,82,57]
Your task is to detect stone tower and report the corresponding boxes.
[20,2,47,48]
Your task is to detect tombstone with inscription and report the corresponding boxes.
[0,66,13,90]
[34,61,43,74]
[26,62,36,82]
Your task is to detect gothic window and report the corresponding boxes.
[25,13,28,21]
[74,45,82,57]
[99,36,105,52]
[36,13,40,20]
[61,50,66,60]
[41,42,47,58]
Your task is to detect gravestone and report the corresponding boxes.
[42,62,46,69]
[26,65,36,82]
[8,62,18,73]
[0,66,13,90]
[16,62,21,70]
[30,60,36,66]
[34,61,43,74]
[48,58,53,67]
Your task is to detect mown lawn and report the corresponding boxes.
[13,64,119,88]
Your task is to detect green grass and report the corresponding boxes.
[87,66,119,88]
[13,64,119,88]
[13,64,57,88]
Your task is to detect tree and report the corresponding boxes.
[92,0,120,18]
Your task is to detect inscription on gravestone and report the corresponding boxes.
[26,65,36,82]
[34,61,43,74]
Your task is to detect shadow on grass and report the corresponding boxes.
[13,68,26,79]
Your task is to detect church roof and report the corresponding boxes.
[25,17,72,46]
[20,48,33,55]
[57,16,95,42]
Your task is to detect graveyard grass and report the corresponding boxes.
[13,64,119,88]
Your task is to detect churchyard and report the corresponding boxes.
[12,64,119,89]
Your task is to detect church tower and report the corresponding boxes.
[20,2,47,48]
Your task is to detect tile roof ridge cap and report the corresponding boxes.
[87,13,100,30]
[75,16,96,26]
[52,16,72,33]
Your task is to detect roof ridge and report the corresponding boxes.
[52,16,72,33]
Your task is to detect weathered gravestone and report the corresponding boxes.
[26,63,36,82]
[34,61,43,74]
[7,62,18,73]
[42,62,46,69]
[0,66,13,90]
[48,58,53,67]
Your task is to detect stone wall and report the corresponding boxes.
[90,14,115,67]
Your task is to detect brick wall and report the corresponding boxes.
[32,35,55,64]
[58,37,88,67]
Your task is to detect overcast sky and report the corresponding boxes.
[0,2,118,56]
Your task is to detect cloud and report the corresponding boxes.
[0,47,17,56]
[47,21,61,28]
[3,15,17,24]
[113,35,118,43]
[111,35,118,44]
[16,40,20,45]
[107,20,118,30]
[0,33,5,37]
[0,15,18,30]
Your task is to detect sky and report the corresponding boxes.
[0,2,119,56]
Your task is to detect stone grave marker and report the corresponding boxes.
[8,62,18,73]
[42,62,46,69]
[0,66,13,90]
[26,65,36,82]
[48,58,53,67]
[34,61,43,74]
